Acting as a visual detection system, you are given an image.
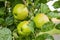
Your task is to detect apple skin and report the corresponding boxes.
[13,4,28,20]
[33,13,49,28]
[17,21,31,36]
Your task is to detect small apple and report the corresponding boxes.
[17,21,32,36]
[13,4,28,20]
[33,13,49,28]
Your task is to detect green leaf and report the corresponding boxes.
[0,27,12,40]
[13,19,21,26]
[0,7,5,17]
[0,0,4,1]
[0,18,4,24]
[26,0,33,4]
[17,35,34,40]
[8,25,16,31]
[34,0,47,5]
[35,34,54,40]
[28,21,35,33]
[12,29,19,40]
[47,12,60,19]
[34,0,40,8]
[41,21,55,32]
[53,1,60,8]
[5,17,13,26]
[25,36,32,40]
[8,0,23,8]
[55,23,60,30]
[0,1,4,7]
[41,3,50,14]
[34,0,48,9]
[39,0,48,3]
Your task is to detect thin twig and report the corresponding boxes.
[23,0,27,5]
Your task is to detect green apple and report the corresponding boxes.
[33,13,49,28]
[17,21,32,36]
[13,4,28,20]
